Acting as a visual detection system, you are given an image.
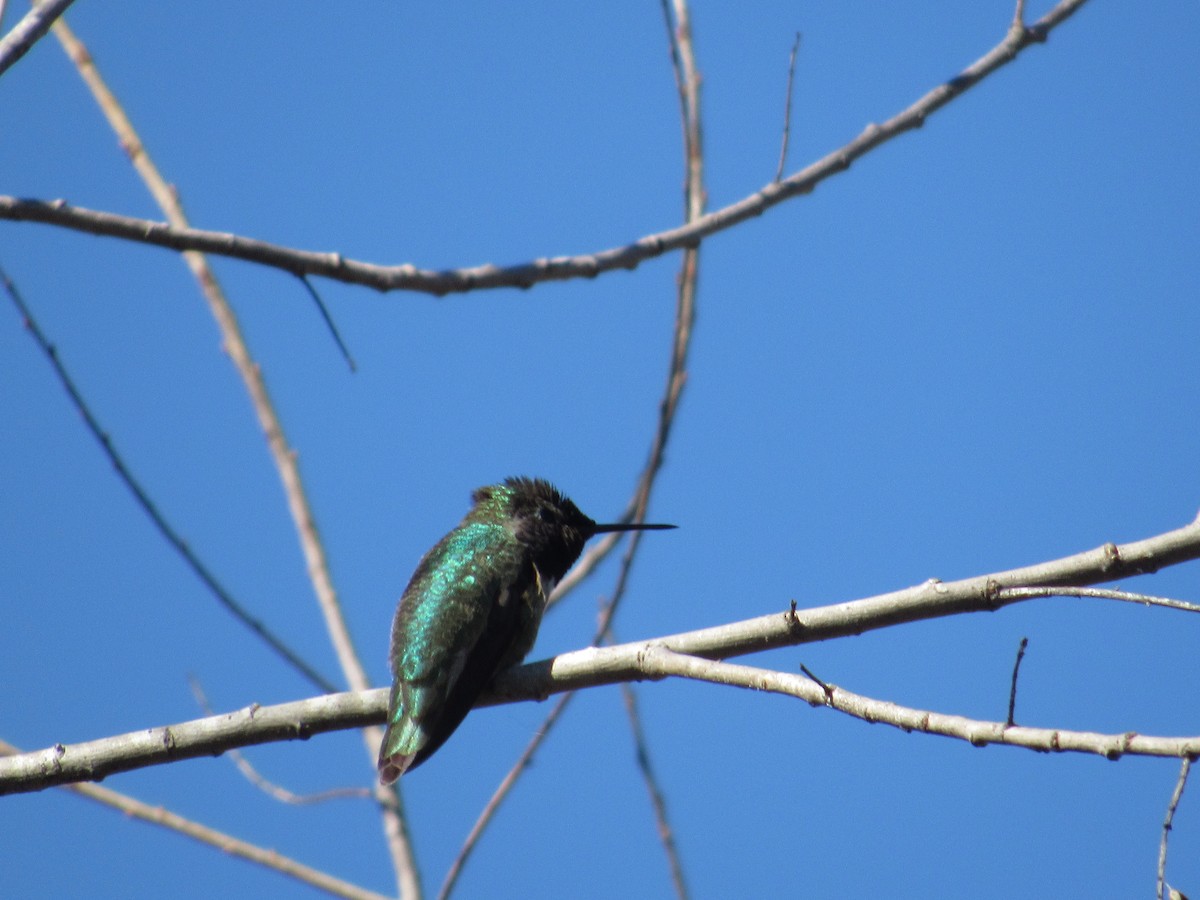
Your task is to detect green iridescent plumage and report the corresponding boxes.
[378,477,674,783]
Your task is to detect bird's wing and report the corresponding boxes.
[379,522,531,781]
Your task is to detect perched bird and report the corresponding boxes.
[378,476,674,783]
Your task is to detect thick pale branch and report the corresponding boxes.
[2,513,1197,795]
[496,516,1200,701]
[0,691,379,795]
[0,0,1089,297]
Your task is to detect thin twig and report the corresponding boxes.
[799,663,832,700]
[50,20,419,897]
[0,738,390,900]
[621,682,689,900]
[1006,637,1029,726]
[1157,758,1192,900]
[774,32,802,182]
[0,263,336,694]
[1012,0,1028,34]
[51,13,368,712]
[189,676,370,805]
[436,693,575,900]
[997,586,1200,613]
[1,0,1091,297]
[299,275,357,372]
[0,0,76,77]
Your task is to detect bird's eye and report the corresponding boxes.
[535,506,554,523]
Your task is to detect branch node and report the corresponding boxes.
[784,599,804,636]
[1101,541,1121,572]
[983,577,1003,609]
[1107,731,1138,760]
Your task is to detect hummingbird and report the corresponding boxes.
[378,476,675,783]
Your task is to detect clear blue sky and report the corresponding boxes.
[2,2,1198,897]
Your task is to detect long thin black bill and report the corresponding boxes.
[592,522,677,533]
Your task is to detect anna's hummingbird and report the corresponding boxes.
[378,476,674,783]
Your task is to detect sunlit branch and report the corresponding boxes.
[50,19,420,896]
[0,0,76,77]
[0,739,390,900]
[0,0,1090,298]
[3,512,1198,795]
[635,647,1200,760]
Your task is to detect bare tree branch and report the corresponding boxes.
[0,263,337,694]
[0,0,1090,298]
[503,518,1200,701]
[0,0,76,78]
[0,738,389,900]
[4,511,1198,795]
[443,3,707,889]
[51,13,369,716]
[0,690,379,795]
[1006,636,1029,727]
[774,32,802,183]
[189,676,370,806]
[634,647,1200,759]
[50,19,420,896]
[1158,758,1192,900]
[622,682,689,900]
[298,274,357,371]
[550,0,702,605]
[437,692,574,900]
[997,585,1200,613]
[6,578,1199,797]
